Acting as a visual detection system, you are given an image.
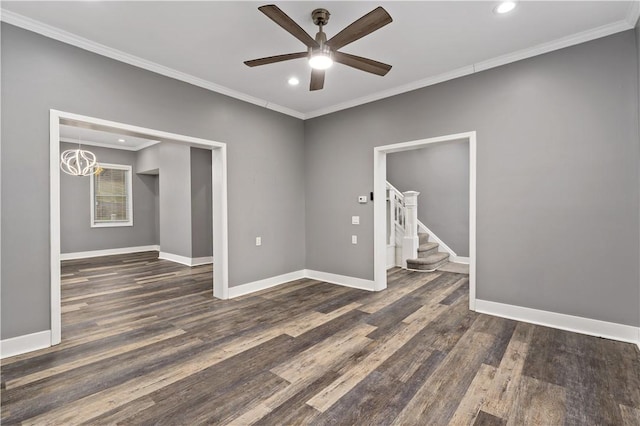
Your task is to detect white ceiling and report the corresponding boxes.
[3,1,638,119]
[60,124,159,151]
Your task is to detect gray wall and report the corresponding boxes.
[136,143,160,174]
[1,24,306,339]
[305,31,640,327]
[191,147,213,258]
[159,143,192,258]
[137,143,160,246]
[387,140,469,256]
[60,143,158,253]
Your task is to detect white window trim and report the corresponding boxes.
[90,163,134,228]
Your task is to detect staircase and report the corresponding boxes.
[407,232,450,271]
[387,182,456,272]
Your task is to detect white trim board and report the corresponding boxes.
[158,252,213,267]
[2,9,636,120]
[476,299,640,348]
[191,256,214,267]
[1,330,52,359]
[61,245,160,260]
[228,270,306,298]
[229,269,376,298]
[304,270,376,292]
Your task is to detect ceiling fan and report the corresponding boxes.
[245,4,393,91]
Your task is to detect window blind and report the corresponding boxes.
[94,168,129,222]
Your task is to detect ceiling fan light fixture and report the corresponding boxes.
[309,51,333,70]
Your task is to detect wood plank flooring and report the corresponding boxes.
[2,251,639,425]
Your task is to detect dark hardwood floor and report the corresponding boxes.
[1,251,639,425]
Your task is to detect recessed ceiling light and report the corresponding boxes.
[118,138,126,143]
[494,1,516,14]
[288,77,300,86]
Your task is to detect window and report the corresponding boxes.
[90,163,133,227]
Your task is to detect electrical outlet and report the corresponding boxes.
[352,216,360,225]
[352,235,357,244]
[256,237,262,246]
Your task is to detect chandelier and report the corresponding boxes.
[60,139,101,176]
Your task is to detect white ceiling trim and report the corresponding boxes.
[60,137,160,152]
[304,17,635,119]
[0,9,305,120]
[2,6,639,121]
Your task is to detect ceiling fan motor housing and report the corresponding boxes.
[312,8,330,27]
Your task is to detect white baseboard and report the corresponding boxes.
[158,252,213,267]
[228,270,306,298]
[61,245,160,260]
[229,269,376,298]
[1,330,52,359]
[476,299,640,347]
[191,256,214,266]
[304,269,376,292]
[451,256,470,264]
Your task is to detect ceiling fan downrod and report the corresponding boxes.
[311,8,331,56]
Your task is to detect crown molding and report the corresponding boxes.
[0,9,305,120]
[304,18,635,119]
[1,9,635,121]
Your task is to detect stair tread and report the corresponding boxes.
[417,242,439,252]
[407,252,449,264]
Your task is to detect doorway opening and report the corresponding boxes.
[373,131,477,310]
[50,110,229,345]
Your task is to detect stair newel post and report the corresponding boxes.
[401,191,420,268]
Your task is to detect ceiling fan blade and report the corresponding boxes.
[244,52,308,67]
[310,69,325,91]
[326,7,392,50]
[259,5,320,49]
[333,52,392,76]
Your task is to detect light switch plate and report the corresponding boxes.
[352,235,357,244]
[352,216,360,225]
[256,237,262,246]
